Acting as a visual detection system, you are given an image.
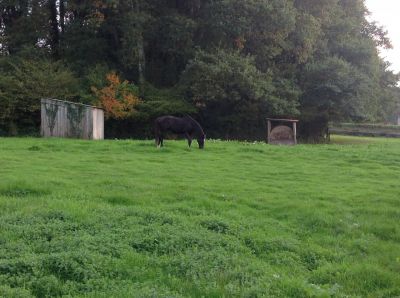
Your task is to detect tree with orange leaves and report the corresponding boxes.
[92,72,141,119]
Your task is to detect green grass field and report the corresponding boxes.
[0,136,399,297]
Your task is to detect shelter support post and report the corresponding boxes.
[267,120,271,143]
[293,122,297,145]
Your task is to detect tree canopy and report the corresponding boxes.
[0,0,399,139]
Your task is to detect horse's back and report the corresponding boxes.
[155,115,189,133]
[156,116,181,127]
[156,115,179,124]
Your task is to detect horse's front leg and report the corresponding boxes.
[186,133,192,147]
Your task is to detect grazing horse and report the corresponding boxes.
[154,115,206,149]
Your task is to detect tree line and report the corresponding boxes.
[1,0,399,140]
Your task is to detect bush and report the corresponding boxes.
[0,57,79,136]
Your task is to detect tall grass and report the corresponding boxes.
[0,136,399,297]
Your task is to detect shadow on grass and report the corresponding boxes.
[0,182,51,198]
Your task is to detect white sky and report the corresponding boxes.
[365,0,400,73]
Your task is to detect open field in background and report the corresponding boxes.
[330,123,400,138]
[0,136,399,297]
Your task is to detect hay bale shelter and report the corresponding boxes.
[41,99,104,140]
[267,118,298,145]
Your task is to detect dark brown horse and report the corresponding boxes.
[154,115,206,149]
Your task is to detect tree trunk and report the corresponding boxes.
[59,0,65,34]
[132,0,146,97]
[137,34,145,97]
[8,120,18,136]
[49,0,59,58]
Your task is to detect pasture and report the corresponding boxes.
[0,136,399,297]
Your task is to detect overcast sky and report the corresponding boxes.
[365,0,400,73]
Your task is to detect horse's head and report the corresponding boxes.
[197,134,205,149]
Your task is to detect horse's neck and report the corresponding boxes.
[192,121,204,137]
[184,116,204,136]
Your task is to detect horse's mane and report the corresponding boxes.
[184,115,205,136]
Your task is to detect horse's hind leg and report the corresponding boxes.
[155,134,161,148]
[155,122,162,148]
[156,136,164,148]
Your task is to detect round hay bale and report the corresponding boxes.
[270,125,294,145]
